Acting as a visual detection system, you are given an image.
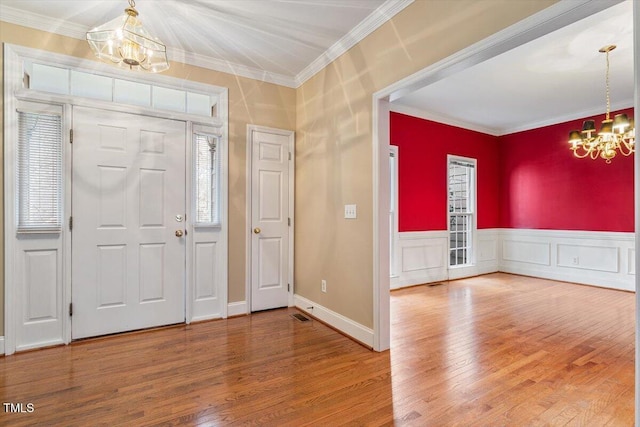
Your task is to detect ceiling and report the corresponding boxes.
[0,0,412,88]
[391,0,635,136]
[0,0,634,134]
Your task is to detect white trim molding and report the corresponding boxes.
[227,301,248,317]
[499,229,635,292]
[294,295,374,348]
[390,103,500,136]
[4,45,230,354]
[0,337,4,354]
[391,228,501,289]
[295,0,414,85]
[390,228,633,291]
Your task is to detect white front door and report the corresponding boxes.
[250,128,291,311]
[71,107,186,339]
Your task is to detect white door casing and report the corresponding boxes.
[248,126,294,312]
[72,107,186,339]
[4,45,230,354]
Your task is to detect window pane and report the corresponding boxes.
[448,158,474,267]
[31,64,69,95]
[17,111,63,231]
[194,133,219,224]
[154,86,186,112]
[71,70,112,101]
[187,92,211,116]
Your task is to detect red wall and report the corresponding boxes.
[391,108,634,233]
[390,112,501,232]
[499,108,634,232]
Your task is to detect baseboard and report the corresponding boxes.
[293,294,374,348]
[500,265,634,292]
[190,313,223,323]
[448,262,500,281]
[227,301,248,317]
[0,337,4,355]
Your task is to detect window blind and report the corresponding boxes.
[17,110,63,232]
[194,133,220,225]
[449,159,475,168]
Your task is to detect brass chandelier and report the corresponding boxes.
[86,0,169,73]
[568,45,634,163]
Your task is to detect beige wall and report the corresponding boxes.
[0,22,296,335]
[294,0,558,328]
[1,0,559,338]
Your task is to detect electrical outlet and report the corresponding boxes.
[572,257,579,265]
[321,279,327,293]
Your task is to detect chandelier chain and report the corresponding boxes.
[605,49,611,120]
[129,0,135,8]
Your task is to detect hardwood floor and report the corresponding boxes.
[0,273,634,426]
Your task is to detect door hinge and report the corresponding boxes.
[70,129,73,144]
[288,283,290,292]
[288,152,292,161]
[288,217,291,226]
[69,216,73,231]
[69,303,73,317]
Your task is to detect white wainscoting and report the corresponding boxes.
[391,231,448,289]
[390,228,633,291]
[499,229,635,291]
[391,229,501,289]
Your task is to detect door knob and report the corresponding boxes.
[175,230,184,237]
[253,227,261,234]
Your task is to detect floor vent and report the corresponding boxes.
[291,313,310,322]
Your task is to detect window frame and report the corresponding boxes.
[192,124,223,228]
[447,155,477,268]
[15,101,64,234]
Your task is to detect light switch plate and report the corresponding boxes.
[344,204,357,219]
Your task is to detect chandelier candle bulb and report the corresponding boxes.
[568,45,635,163]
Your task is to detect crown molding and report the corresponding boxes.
[389,103,501,136]
[0,4,88,39]
[295,0,414,86]
[391,99,635,137]
[499,99,635,136]
[165,48,297,88]
[1,1,413,89]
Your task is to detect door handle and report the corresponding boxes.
[175,229,184,237]
[253,227,261,234]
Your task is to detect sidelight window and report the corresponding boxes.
[193,127,221,225]
[16,103,63,232]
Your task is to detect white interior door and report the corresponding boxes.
[71,107,186,339]
[250,129,291,311]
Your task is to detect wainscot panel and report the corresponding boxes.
[499,229,634,291]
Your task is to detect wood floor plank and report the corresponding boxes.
[0,273,634,425]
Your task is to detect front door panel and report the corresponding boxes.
[72,107,186,339]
